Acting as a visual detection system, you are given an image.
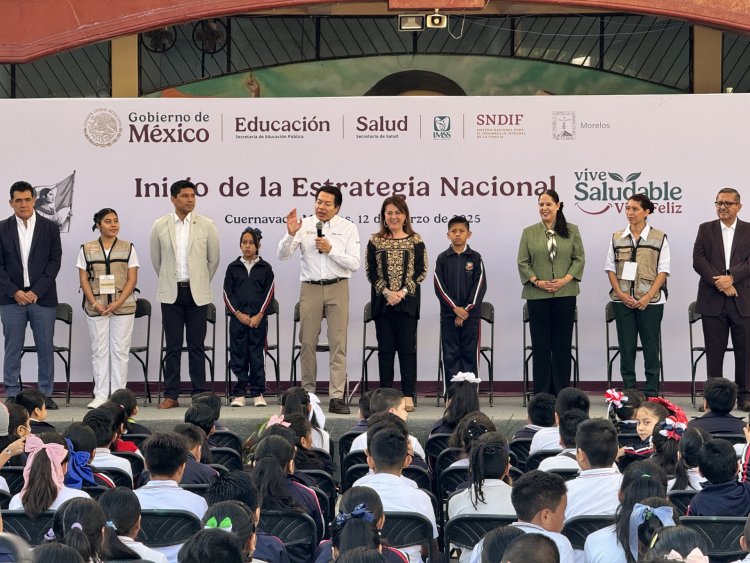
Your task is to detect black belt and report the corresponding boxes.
[177,281,190,288]
[304,277,345,286]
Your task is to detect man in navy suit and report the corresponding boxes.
[0,181,62,408]
[693,187,750,411]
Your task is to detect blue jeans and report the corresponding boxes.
[0,303,55,396]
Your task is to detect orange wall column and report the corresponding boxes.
[111,35,139,98]
[693,25,722,93]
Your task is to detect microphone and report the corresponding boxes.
[316,221,324,254]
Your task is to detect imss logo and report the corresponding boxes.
[433,116,451,140]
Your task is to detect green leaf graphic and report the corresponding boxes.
[608,172,624,182]
[626,172,641,182]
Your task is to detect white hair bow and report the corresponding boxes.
[308,392,326,430]
[451,372,481,384]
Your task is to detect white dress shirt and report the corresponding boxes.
[604,224,671,304]
[93,447,134,483]
[277,215,361,281]
[538,449,579,472]
[584,525,627,563]
[75,245,141,270]
[564,467,623,521]
[9,486,90,511]
[530,426,563,454]
[349,432,425,459]
[174,212,191,281]
[667,467,704,492]
[16,213,36,287]
[723,219,737,272]
[118,535,169,563]
[470,522,575,563]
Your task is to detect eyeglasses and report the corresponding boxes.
[715,201,739,208]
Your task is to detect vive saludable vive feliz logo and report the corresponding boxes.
[573,170,683,215]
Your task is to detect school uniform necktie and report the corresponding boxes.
[546,230,557,262]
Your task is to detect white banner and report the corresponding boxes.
[1,94,746,391]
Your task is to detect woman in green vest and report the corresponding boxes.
[518,189,585,395]
[605,194,670,397]
[76,208,140,409]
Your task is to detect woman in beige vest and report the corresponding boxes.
[76,208,139,409]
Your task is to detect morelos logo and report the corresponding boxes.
[433,116,451,140]
[574,170,683,215]
[83,109,122,147]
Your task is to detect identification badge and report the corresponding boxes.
[99,274,116,295]
[621,262,638,281]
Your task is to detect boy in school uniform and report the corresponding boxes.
[687,438,750,516]
[530,387,590,454]
[434,215,487,379]
[537,409,587,472]
[688,377,746,434]
[14,389,55,434]
[512,392,556,441]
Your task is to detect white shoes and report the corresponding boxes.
[230,396,245,408]
[87,397,106,409]
[254,395,267,407]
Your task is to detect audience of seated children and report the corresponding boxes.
[350,391,374,434]
[563,418,623,521]
[477,526,524,563]
[503,470,574,563]
[359,427,439,563]
[111,388,152,435]
[429,377,480,436]
[511,392,556,441]
[62,422,115,489]
[606,388,645,434]
[644,526,709,561]
[14,389,55,434]
[82,408,134,483]
[649,418,686,477]
[99,486,168,563]
[135,432,208,563]
[688,377,745,434]
[687,437,750,516]
[0,403,31,467]
[193,391,229,432]
[530,388,590,454]
[204,470,289,563]
[314,486,408,563]
[51,497,106,562]
[583,460,669,563]
[448,411,496,469]
[173,423,219,485]
[537,410,588,472]
[501,534,560,563]
[30,543,84,563]
[281,387,330,452]
[447,432,515,563]
[179,528,244,563]
[251,435,323,563]
[97,401,142,455]
[283,412,335,475]
[349,388,425,459]
[202,500,265,563]
[667,427,710,492]
[9,432,90,515]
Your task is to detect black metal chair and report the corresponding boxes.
[437,301,496,405]
[525,449,562,471]
[342,464,370,492]
[381,512,435,563]
[225,298,281,405]
[444,514,516,552]
[357,301,378,400]
[425,433,452,470]
[158,302,216,402]
[128,298,153,404]
[547,468,579,481]
[137,510,201,548]
[209,447,243,471]
[1,511,55,546]
[434,447,463,481]
[617,432,642,448]
[606,301,664,394]
[298,469,337,511]
[680,515,746,562]
[95,466,133,488]
[522,303,579,406]
[259,510,318,562]
[121,433,150,449]
[438,466,469,522]
[710,433,746,446]
[0,532,32,562]
[291,301,329,390]
[310,486,331,532]
[509,438,533,472]
[342,450,367,480]
[668,489,699,516]
[403,465,431,491]
[19,303,73,405]
[689,301,734,406]
[112,452,145,485]
[82,485,110,499]
[211,430,243,454]
[0,490,11,509]
[338,430,363,473]
[561,516,614,550]
[180,483,210,497]
[0,467,24,495]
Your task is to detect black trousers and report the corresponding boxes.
[161,285,207,399]
[375,311,418,396]
[228,316,268,397]
[440,316,480,378]
[702,297,750,395]
[527,296,576,395]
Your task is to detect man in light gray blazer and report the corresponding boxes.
[150,180,220,409]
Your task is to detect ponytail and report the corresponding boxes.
[251,436,303,514]
[98,487,142,560]
[59,498,106,562]
[469,432,510,508]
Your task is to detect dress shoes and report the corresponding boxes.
[329,398,351,415]
[45,396,59,410]
[158,398,180,410]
